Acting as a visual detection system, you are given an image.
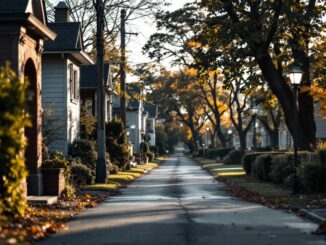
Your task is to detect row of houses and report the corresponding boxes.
[0,0,157,196]
[231,110,326,150]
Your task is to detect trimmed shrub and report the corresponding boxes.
[140,142,150,153]
[270,154,292,184]
[223,150,244,164]
[299,164,323,193]
[146,152,155,161]
[252,154,273,181]
[108,164,119,174]
[71,163,93,186]
[0,64,29,220]
[106,120,130,169]
[242,151,281,175]
[69,139,97,169]
[42,152,71,179]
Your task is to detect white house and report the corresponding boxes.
[113,84,146,153]
[144,105,158,147]
[42,2,94,154]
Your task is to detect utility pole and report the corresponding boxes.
[95,0,107,183]
[120,9,138,128]
[120,9,127,127]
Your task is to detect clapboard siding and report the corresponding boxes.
[316,117,326,138]
[42,55,68,154]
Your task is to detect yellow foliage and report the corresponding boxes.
[302,82,326,118]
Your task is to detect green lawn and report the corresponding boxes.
[81,162,159,192]
[195,157,245,176]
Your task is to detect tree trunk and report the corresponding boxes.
[255,53,314,150]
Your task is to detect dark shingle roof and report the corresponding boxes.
[80,64,110,88]
[144,105,157,118]
[0,0,28,13]
[44,22,81,51]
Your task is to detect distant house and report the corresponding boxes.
[144,105,158,147]
[0,0,56,195]
[113,84,146,152]
[42,2,94,155]
[80,64,117,122]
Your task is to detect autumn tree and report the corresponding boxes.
[199,0,326,150]
[147,68,207,153]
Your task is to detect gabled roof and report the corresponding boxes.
[0,0,47,24]
[80,64,111,88]
[44,22,93,65]
[144,105,157,118]
[45,22,81,51]
[0,0,56,40]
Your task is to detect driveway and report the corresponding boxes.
[38,154,325,245]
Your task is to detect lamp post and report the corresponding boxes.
[287,64,303,195]
[252,108,259,150]
[228,129,232,148]
[206,128,209,149]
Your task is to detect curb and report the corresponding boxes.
[299,209,326,223]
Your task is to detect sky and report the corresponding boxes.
[126,0,192,81]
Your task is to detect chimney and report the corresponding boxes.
[54,1,71,23]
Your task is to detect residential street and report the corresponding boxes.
[38,154,325,245]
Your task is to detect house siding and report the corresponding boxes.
[42,55,68,154]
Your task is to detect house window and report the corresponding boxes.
[146,121,151,129]
[69,64,78,101]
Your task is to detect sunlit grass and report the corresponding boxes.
[217,171,246,177]
[80,182,120,192]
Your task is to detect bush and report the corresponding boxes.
[223,150,244,164]
[252,154,274,181]
[146,152,155,161]
[69,139,97,169]
[242,151,281,175]
[0,64,29,220]
[207,147,234,160]
[42,152,71,179]
[71,163,93,186]
[299,164,323,193]
[269,154,292,184]
[108,164,119,174]
[106,120,130,169]
[140,142,150,153]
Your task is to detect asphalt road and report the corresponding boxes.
[38,154,326,245]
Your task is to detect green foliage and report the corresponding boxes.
[146,152,155,161]
[42,152,71,179]
[106,120,130,169]
[69,139,97,170]
[252,154,274,181]
[223,150,244,165]
[0,64,29,220]
[61,182,75,200]
[140,141,150,153]
[270,154,292,184]
[80,103,97,140]
[242,151,281,175]
[108,164,120,174]
[299,165,323,193]
[71,163,93,186]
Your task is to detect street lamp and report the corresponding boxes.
[206,127,209,148]
[287,64,303,195]
[228,129,232,147]
[252,108,259,150]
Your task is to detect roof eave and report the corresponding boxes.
[27,14,56,41]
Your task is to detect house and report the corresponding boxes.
[113,84,146,152]
[42,1,94,155]
[80,63,117,122]
[0,0,56,195]
[144,105,158,147]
